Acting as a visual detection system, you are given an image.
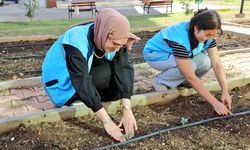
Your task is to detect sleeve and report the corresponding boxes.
[165,39,189,59]
[64,44,103,112]
[111,47,134,99]
[207,39,217,49]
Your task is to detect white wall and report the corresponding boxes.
[38,0,46,7]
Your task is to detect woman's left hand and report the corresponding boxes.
[221,91,232,112]
[118,109,138,139]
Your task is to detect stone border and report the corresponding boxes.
[0,35,58,43]
[0,76,250,134]
[223,21,250,28]
[0,77,41,92]
[222,18,250,28]
[219,47,250,56]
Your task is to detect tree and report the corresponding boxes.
[195,0,203,10]
[180,0,193,15]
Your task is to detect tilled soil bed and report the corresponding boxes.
[0,30,250,81]
[0,84,250,150]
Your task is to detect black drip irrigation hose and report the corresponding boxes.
[93,110,250,150]
[1,42,248,61]
[0,40,241,54]
[0,55,144,61]
[0,42,52,49]
[1,55,45,60]
[0,70,41,76]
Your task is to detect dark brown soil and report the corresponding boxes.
[0,31,250,81]
[0,84,249,150]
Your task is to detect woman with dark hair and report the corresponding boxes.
[42,8,140,142]
[143,10,231,115]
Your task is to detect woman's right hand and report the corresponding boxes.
[96,107,126,142]
[103,120,126,142]
[212,100,230,115]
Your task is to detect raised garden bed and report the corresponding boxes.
[0,30,250,82]
[0,84,249,149]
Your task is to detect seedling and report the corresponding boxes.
[122,133,134,140]
[180,117,189,125]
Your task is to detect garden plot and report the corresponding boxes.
[0,84,249,150]
[0,30,250,81]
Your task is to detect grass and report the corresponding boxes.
[207,0,250,6]
[0,12,192,37]
[0,19,84,37]
[175,0,250,6]
[129,13,192,28]
[0,8,249,37]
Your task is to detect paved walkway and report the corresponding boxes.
[0,0,239,22]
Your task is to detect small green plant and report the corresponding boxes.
[180,117,189,125]
[122,133,134,140]
[180,0,194,15]
[23,0,38,21]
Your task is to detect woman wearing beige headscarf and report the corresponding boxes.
[42,8,140,142]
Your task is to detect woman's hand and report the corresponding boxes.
[207,47,232,113]
[95,107,125,142]
[103,120,126,142]
[212,100,230,115]
[118,108,138,139]
[221,91,232,112]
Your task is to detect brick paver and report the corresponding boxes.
[37,95,49,103]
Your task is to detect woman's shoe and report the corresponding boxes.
[153,77,169,92]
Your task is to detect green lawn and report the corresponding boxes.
[0,8,249,37]
[0,12,192,37]
[175,0,250,6]
[204,0,250,6]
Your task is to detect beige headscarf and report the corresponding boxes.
[94,8,140,51]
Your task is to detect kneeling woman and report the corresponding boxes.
[143,10,232,116]
[42,8,140,142]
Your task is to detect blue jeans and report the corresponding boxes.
[146,53,211,88]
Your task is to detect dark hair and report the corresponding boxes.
[189,9,222,50]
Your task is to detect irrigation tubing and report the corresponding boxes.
[93,110,250,150]
[1,43,249,61]
[0,42,52,49]
[2,55,45,60]
[1,41,246,52]
[1,55,144,61]
[0,70,41,76]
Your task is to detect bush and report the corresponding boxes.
[23,0,38,21]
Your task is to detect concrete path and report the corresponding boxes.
[0,0,239,22]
